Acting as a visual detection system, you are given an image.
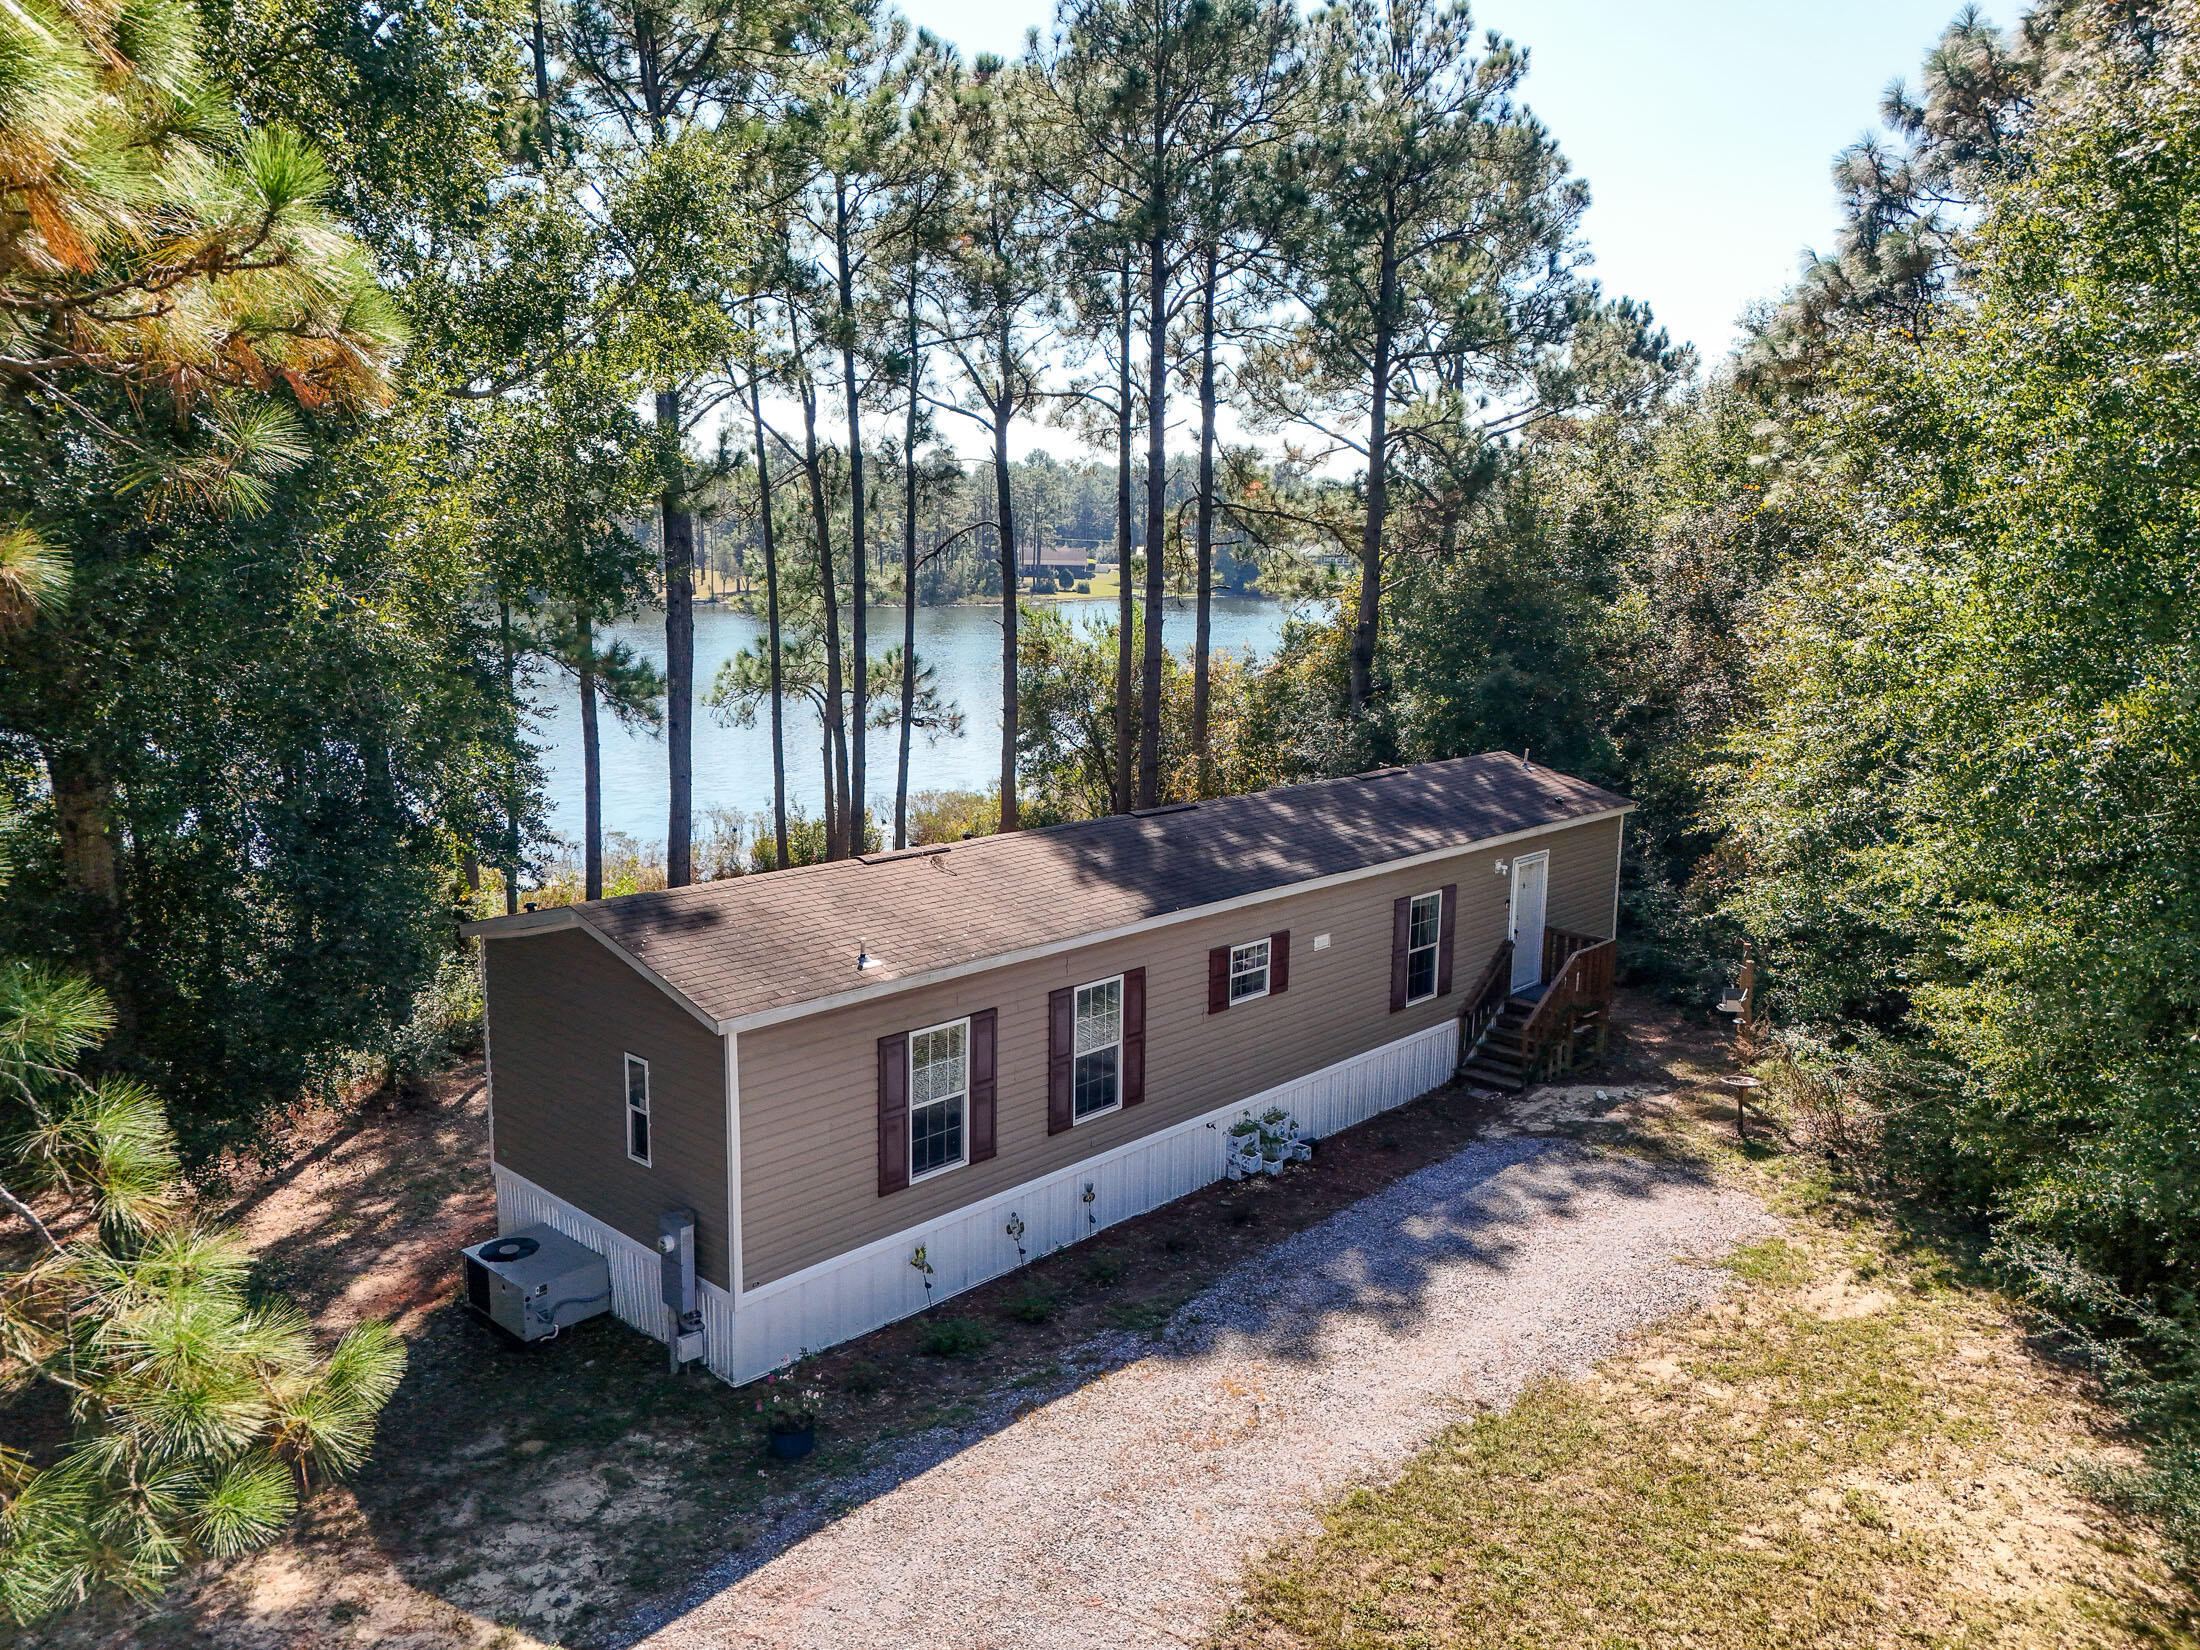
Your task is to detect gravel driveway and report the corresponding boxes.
[638,1137,1775,1650]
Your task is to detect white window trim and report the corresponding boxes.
[623,1052,652,1167]
[908,1014,971,1185]
[1227,938,1271,1005]
[1404,889,1444,1006]
[1070,973,1125,1126]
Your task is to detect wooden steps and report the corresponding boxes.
[1455,930,1619,1094]
[1459,996,1538,1092]
[1457,989,1614,1094]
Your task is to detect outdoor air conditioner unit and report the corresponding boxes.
[462,1224,612,1344]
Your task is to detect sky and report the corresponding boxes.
[897,0,1987,368]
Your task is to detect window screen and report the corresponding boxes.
[1406,891,1443,1003]
[1072,977,1123,1120]
[624,1053,651,1165]
[1228,939,1270,1003]
[909,1019,968,1179]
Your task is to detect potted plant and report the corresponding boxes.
[1227,1114,1261,1180]
[756,1362,823,1460]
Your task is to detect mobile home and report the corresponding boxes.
[463,752,1630,1383]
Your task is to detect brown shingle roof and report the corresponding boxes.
[467,753,1630,1028]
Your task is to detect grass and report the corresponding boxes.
[1211,1104,2200,1650]
[1081,1247,1127,1286]
[1000,1285,1059,1325]
[913,1316,996,1358]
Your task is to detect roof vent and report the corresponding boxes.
[1354,766,1409,782]
[1131,801,1199,817]
[856,844,951,866]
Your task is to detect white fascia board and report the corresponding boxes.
[460,906,580,939]
[715,804,1635,1037]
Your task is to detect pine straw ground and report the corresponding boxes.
[1210,1085,2199,1650]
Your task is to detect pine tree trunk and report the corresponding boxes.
[499,599,519,914]
[657,386,695,887]
[48,748,118,904]
[1115,260,1136,815]
[748,368,789,873]
[1192,241,1219,797]
[800,370,851,860]
[896,290,921,849]
[578,612,603,902]
[1352,240,1397,724]
[820,714,836,860]
[994,382,1020,833]
[1139,228,1169,809]
[837,184,868,854]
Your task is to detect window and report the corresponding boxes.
[1228,939,1271,1004]
[1405,891,1443,1004]
[1072,976,1123,1121]
[909,1018,969,1181]
[624,1054,651,1165]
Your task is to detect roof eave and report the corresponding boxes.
[460,906,581,939]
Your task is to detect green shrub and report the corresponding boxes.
[1082,1248,1126,1287]
[1104,1298,1175,1335]
[1001,1286,1058,1324]
[366,950,482,1097]
[915,1316,996,1358]
[838,1359,885,1396]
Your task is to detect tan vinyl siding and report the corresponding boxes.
[484,929,730,1288]
[737,814,1621,1288]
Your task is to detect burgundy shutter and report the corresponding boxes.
[1047,986,1074,1135]
[1436,883,1459,996]
[1389,895,1411,1012]
[876,1031,909,1196]
[1207,946,1231,1014]
[1269,930,1290,994]
[969,1009,998,1163]
[1121,967,1146,1106]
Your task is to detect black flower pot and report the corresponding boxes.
[768,1425,815,1461]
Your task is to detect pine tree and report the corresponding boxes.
[1246,0,1652,721]
[936,54,1055,832]
[0,545,403,1617]
[1045,0,1299,805]
[559,0,772,883]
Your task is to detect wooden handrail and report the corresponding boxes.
[1542,926,1607,981]
[1518,937,1617,1081]
[1456,938,1513,1067]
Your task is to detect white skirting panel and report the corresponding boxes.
[725,1017,1457,1384]
[492,1165,739,1378]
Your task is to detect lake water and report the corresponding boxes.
[531,595,1295,850]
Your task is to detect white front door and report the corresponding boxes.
[1509,853,1548,993]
